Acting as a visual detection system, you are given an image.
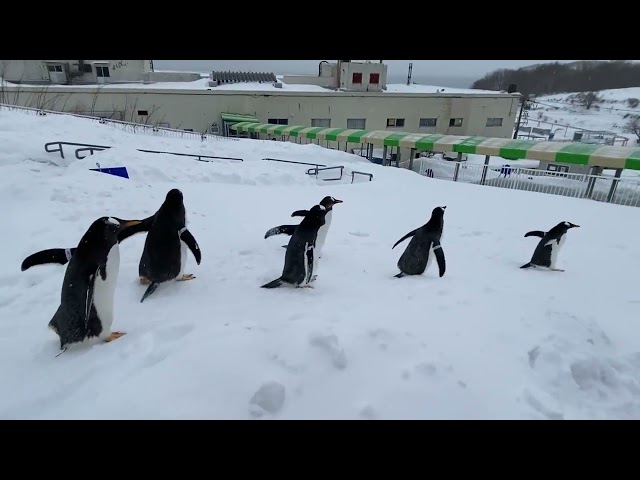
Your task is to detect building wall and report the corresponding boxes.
[0,60,152,84]
[0,84,519,142]
[340,62,387,92]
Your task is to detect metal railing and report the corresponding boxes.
[417,158,640,208]
[306,166,344,181]
[351,171,374,183]
[44,141,244,163]
[0,102,238,143]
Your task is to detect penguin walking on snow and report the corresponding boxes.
[264,195,342,282]
[131,189,202,303]
[30,217,142,353]
[520,221,580,271]
[261,204,328,289]
[392,206,447,279]
[264,196,343,257]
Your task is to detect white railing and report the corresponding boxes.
[0,102,239,143]
[417,158,640,208]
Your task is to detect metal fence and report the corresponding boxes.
[0,102,238,143]
[417,158,640,208]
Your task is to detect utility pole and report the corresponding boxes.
[407,63,413,85]
[513,93,529,139]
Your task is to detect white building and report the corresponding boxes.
[0,60,521,159]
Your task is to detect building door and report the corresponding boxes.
[47,64,67,84]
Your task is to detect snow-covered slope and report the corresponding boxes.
[528,87,640,144]
[1,109,640,420]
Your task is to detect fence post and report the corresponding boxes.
[453,162,461,181]
[382,145,388,166]
[606,168,623,203]
[584,166,603,199]
[480,155,491,185]
[409,148,416,171]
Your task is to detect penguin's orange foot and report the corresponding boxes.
[105,331,126,342]
[177,274,195,282]
[139,276,151,285]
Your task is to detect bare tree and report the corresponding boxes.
[576,91,601,110]
[623,116,640,144]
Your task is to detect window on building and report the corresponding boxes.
[386,118,405,128]
[369,73,380,84]
[312,118,331,128]
[449,118,463,127]
[267,118,289,125]
[96,65,111,78]
[419,118,437,128]
[352,72,363,84]
[486,117,503,127]
[347,118,366,130]
[47,65,63,72]
[83,64,93,73]
[137,110,149,116]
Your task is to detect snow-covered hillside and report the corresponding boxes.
[1,109,640,420]
[528,87,640,145]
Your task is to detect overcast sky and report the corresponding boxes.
[154,60,602,79]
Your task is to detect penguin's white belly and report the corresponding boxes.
[315,210,332,257]
[548,235,566,268]
[425,246,435,273]
[178,239,188,278]
[94,244,120,337]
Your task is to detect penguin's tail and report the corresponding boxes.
[261,278,284,289]
[520,262,533,269]
[140,282,160,302]
[394,272,406,278]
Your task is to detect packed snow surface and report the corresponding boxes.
[1,109,640,420]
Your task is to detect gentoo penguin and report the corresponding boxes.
[392,206,447,279]
[264,195,343,257]
[135,189,202,303]
[261,204,328,289]
[42,216,142,353]
[520,221,580,271]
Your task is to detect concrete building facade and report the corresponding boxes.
[0,60,521,158]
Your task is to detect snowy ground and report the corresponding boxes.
[2,109,640,420]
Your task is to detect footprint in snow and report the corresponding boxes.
[309,332,348,370]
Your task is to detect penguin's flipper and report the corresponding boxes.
[179,228,201,265]
[261,278,284,289]
[520,262,533,269]
[85,272,97,328]
[140,282,160,303]
[304,243,314,284]
[524,230,546,238]
[264,224,297,239]
[433,241,446,277]
[21,247,76,271]
[291,209,310,218]
[117,215,154,243]
[392,229,418,249]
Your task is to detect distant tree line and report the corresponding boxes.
[470,61,640,97]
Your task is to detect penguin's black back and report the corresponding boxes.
[139,189,186,282]
[50,217,121,348]
[397,207,445,275]
[527,222,572,267]
[281,205,327,285]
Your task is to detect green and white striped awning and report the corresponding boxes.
[221,113,260,123]
[230,122,640,171]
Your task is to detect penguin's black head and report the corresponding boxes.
[96,217,142,242]
[320,196,343,210]
[432,206,447,216]
[165,189,184,204]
